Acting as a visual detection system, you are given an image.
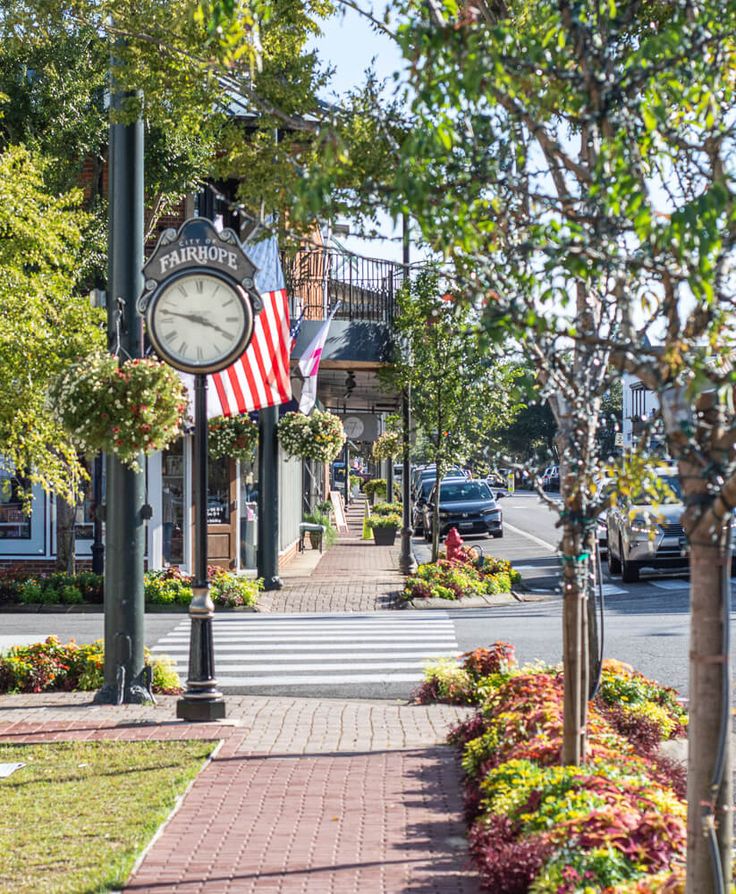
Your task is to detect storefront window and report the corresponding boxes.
[73,460,95,541]
[207,455,231,524]
[240,452,259,569]
[0,470,31,540]
[162,439,185,565]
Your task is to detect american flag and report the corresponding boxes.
[207,234,292,417]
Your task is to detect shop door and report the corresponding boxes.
[207,456,237,569]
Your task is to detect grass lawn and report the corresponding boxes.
[0,738,217,893]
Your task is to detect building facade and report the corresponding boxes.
[0,204,403,575]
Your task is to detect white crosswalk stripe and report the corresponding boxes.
[152,611,460,690]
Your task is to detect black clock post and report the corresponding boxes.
[177,373,226,722]
[140,217,262,722]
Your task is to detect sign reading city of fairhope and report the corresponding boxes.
[139,217,262,315]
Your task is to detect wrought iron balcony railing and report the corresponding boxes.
[282,247,405,323]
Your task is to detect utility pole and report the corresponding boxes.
[95,52,149,704]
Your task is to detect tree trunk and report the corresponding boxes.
[55,495,77,575]
[685,518,732,893]
[559,489,590,765]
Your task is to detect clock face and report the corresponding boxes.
[147,271,254,373]
[343,416,364,439]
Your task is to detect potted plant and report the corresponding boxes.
[371,431,401,462]
[49,352,187,472]
[208,414,258,462]
[367,512,401,546]
[278,409,346,462]
[363,478,387,504]
[372,501,403,516]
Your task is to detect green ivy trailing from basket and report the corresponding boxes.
[49,352,187,472]
[208,414,258,462]
[277,409,346,462]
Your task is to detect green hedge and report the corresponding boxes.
[0,567,262,609]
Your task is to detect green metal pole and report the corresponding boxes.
[398,213,416,574]
[258,405,282,590]
[386,440,395,503]
[95,63,149,704]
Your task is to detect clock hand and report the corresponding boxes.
[187,314,233,339]
[161,310,234,341]
[160,310,202,323]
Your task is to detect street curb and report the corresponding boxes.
[400,593,519,610]
[0,604,259,614]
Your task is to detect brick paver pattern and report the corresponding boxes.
[0,499,480,891]
[259,499,405,613]
[0,693,478,893]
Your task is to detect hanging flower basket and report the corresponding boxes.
[278,409,346,463]
[49,352,187,472]
[208,414,258,463]
[372,431,401,461]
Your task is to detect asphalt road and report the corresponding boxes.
[414,489,736,698]
[1,490,730,700]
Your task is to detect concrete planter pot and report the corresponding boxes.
[372,525,397,546]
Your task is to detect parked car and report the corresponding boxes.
[422,479,503,541]
[412,465,465,499]
[594,476,614,558]
[541,465,560,491]
[597,511,608,557]
[486,473,509,500]
[606,470,685,582]
[412,478,436,536]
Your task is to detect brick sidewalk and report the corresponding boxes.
[259,498,406,613]
[0,693,478,893]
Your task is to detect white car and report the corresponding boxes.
[606,470,685,583]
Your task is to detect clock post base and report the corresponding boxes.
[177,697,226,723]
[262,575,283,591]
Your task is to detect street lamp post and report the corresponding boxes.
[257,405,283,591]
[398,213,416,574]
[94,52,149,705]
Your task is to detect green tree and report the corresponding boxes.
[491,402,557,467]
[0,145,104,503]
[385,270,521,560]
[373,1,736,887]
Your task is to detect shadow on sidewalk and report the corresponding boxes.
[125,743,479,893]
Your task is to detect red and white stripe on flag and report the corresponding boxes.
[210,288,292,416]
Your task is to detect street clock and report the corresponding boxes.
[146,270,254,374]
[140,218,261,374]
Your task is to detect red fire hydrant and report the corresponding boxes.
[446,527,464,561]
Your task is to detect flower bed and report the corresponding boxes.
[0,637,181,695]
[403,549,522,601]
[415,643,688,893]
[0,567,262,609]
